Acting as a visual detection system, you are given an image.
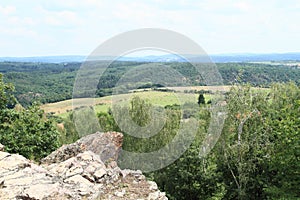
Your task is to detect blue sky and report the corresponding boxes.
[0,0,299,56]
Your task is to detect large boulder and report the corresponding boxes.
[0,132,167,200]
[41,131,123,164]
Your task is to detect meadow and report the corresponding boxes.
[42,90,207,117]
[41,85,269,118]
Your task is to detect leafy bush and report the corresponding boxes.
[0,74,61,161]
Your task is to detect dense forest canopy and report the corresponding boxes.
[0,61,299,106]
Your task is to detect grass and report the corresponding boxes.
[41,90,212,118]
[41,85,268,118]
[167,85,232,92]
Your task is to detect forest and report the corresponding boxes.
[0,61,299,199]
[1,61,299,106]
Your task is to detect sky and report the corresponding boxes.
[0,0,299,57]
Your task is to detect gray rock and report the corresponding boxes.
[0,132,168,200]
[148,181,158,191]
[0,143,4,151]
[41,131,123,164]
[94,168,107,180]
[114,189,126,197]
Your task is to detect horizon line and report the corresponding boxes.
[1,51,300,58]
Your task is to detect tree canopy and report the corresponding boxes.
[0,74,61,161]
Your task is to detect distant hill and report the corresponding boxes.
[0,55,86,63]
[125,53,300,63]
[210,53,300,63]
[1,61,300,106]
[1,53,300,63]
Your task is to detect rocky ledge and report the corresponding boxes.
[0,132,167,200]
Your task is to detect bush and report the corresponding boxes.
[0,74,61,161]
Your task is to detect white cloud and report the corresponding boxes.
[37,7,83,27]
[0,26,37,37]
[7,16,36,26]
[0,5,16,15]
[0,0,299,56]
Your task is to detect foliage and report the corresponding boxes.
[70,106,100,138]
[0,74,61,161]
[95,83,300,199]
[214,83,300,199]
[151,145,225,200]
[129,96,152,126]
[1,58,300,199]
[0,73,16,109]
[216,84,271,199]
[1,62,79,106]
[148,108,225,200]
[49,114,80,145]
[2,61,300,106]
[97,110,120,132]
[98,96,181,153]
[264,83,300,198]
[198,93,206,105]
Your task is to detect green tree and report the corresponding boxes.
[0,74,61,161]
[94,83,300,199]
[0,73,16,109]
[264,83,300,198]
[97,110,120,132]
[198,93,206,105]
[216,85,272,199]
[150,136,225,200]
[129,96,151,126]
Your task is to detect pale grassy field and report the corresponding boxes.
[41,90,211,117]
[41,85,269,118]
[41,97,112,115]
[168,85,269,92]
[167,85,232,92]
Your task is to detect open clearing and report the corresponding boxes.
[41,90,207,117]
[41,85,268,117]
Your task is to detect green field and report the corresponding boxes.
[41,90,213,117]
[41,85,270,118]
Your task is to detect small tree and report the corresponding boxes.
[198,93,205,105]
[130,96,151,126]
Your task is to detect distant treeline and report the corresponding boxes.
[0,61,299,106]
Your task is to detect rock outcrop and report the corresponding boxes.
[41,132,123,165]
[0,143,4,151]
[0,132,167,200]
